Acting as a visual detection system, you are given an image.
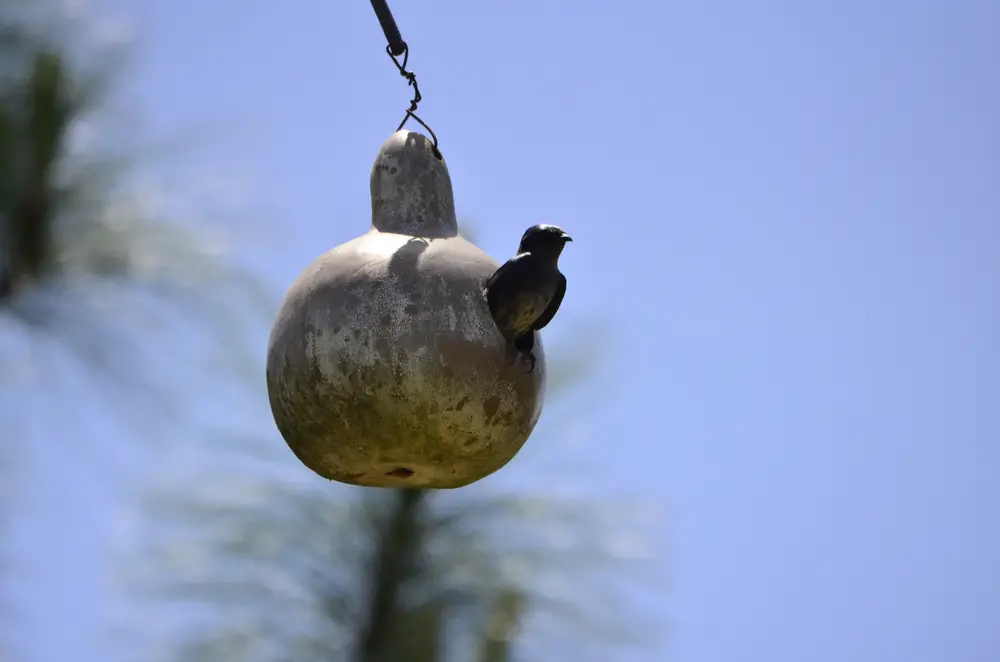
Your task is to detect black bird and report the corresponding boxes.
[484,224,572,373]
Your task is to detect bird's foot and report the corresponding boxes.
[518,352,537,374]
[505,344,520,366]
[504,343,536,373]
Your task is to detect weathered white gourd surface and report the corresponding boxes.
[266,130,545,488]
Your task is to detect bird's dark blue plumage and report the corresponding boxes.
[484,224,572,373]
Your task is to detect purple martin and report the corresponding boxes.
[484,224,572,373]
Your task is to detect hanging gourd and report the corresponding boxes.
[266,1,570,488]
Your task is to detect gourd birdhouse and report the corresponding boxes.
[266,130,546,488]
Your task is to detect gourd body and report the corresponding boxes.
[266,131,546,488]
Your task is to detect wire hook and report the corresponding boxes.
[369,0,440,158]
[386,44,440,157]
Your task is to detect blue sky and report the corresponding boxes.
[11,0,999,660]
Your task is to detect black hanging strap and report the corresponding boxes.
[369,0,406,57]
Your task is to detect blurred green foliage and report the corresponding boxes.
[0,1,269,427]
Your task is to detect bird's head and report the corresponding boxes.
[518,224,572,260]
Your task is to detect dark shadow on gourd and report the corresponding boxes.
[387,237,430,279]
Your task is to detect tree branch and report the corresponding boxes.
[355,488,427,662]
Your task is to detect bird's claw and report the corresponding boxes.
[520,352,537,374]
[505,345,536,374]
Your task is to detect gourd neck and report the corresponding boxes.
[370,130,458,238]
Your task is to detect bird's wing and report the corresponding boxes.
[531,273,566,331]
[484,253,528,313]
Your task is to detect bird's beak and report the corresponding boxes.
[562,233,573,242]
